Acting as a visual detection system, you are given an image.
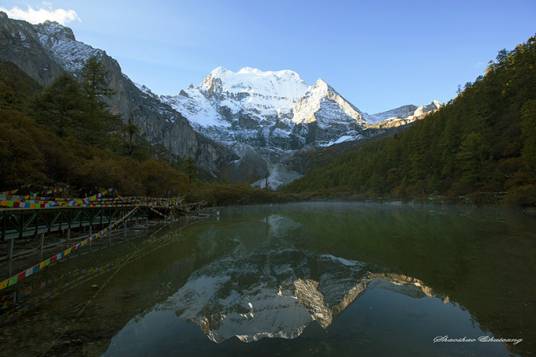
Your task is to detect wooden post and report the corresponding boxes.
[108,217,112,246]
[1,211,5,241]
[40,233,45,260]
[8,238,14,276]
[108,226,111,246]
[67,212,71,241]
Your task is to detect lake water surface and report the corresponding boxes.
[1,202,535,356]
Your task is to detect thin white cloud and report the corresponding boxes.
[0,5,80,25]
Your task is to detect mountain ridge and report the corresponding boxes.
[0,12,237,177]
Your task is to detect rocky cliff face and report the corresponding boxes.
[0,12,236,176]
[0,12,63,85]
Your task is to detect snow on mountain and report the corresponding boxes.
[161,86,230,128]
[366,100,441,129]
[292,79,365,128]
[163,67,309,129]
[161,66,440,188]
[202,66,308,103]
[319,134,362,148]
[365,104,420,124]
[164,67,439,145]
[34,21,101,73]
[161,67,369,150]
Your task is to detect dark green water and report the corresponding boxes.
[1,202,535,356]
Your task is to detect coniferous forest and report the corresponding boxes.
[285,36,536,206]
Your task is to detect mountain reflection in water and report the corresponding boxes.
[2,203,532,357]
[134,214,439,344]
[170,249,437,343]
[101,205,528,357]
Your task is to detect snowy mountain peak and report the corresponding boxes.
[33,21,102,73]
[311,78,330,91]
[199,66,308,99]
[35,21,75,41]
[208,66,229,76]
[291,79,364,126]
[365,100,442,129]
[236,66,303,80]
[163,66,312,132]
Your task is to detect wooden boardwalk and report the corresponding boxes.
[0,194,206,291]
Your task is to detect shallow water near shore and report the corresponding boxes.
[1,202,535,356]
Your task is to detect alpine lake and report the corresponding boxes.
[1,202,535,356]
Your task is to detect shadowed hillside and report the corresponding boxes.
[0,59,281,205]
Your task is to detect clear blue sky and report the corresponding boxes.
[1,0,535,113]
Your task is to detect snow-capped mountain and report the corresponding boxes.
[34,21,100,73]
[290,79,366,147]
[365,100,442,129]
[162,67,308,130]
[162,67,440,188]
[161,67,370,149]
[292,79,365,127]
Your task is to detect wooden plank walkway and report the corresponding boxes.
[0,194,207,292]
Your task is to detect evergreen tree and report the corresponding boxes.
[33,74,86,138]
[81,56,114,102]
[521,100,536,174]
[80,56,119,144]
[125,115,140,156]
[183,158,197,184]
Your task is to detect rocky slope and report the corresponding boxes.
[163,67,441,187]
[0,12,236,176]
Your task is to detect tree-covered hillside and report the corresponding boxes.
[0,59,280,205]
[285,36,536,206]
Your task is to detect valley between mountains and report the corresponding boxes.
[160,67,441,188]
[3,11,533,207]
